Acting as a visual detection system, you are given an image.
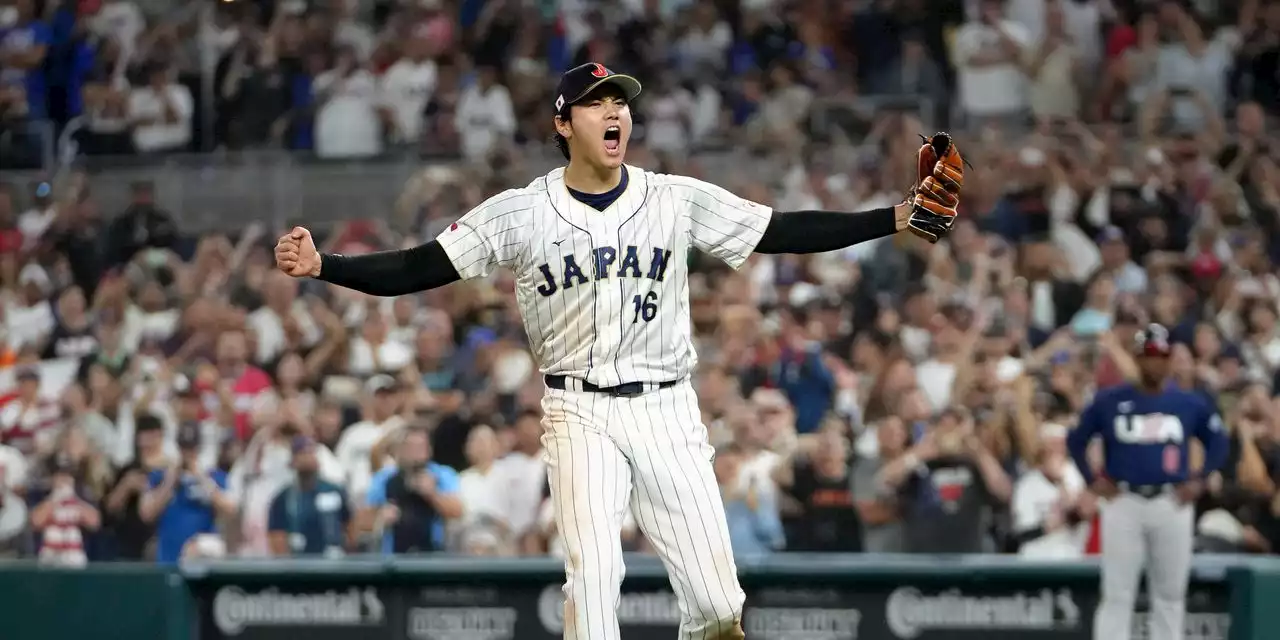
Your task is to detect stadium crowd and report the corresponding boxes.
[0,0,1279,566]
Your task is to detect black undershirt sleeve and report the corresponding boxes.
[753,207,899,254]
[316,240,461,296]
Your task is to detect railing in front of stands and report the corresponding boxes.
[0,553,1263,640]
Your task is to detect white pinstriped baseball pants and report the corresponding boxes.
[541,380,745,640]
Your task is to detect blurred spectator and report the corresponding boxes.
[1023,2,1081,122]
[101,413,165,560]
[0,0,50,120]
[879,406,1012,553]
[30,455,100,567]
[77,38,135,156]
[42,287,97,361]
[456,424,504,532]
[455,64,515,162]
[380,26,437,146]
[869,33,947,117]
[17,181,54,250]
[212,330,272,440]
[348,309,413,376]
[0,466,25,557]
[496,409,545,548]
[127,62,193,154]
[365,424,462,553]
[717,442,785,555]
[314,46,381,159]
[953,0,1030,128]
[1152,1,1237,130]
[0,367,58,457]
[267,435,351,556]
[774,426,862,552]
[103,181,177,270]
[1011,422,1090,559]
[335,374,406,503]
[851,415,909,553]
[139,422,235,565]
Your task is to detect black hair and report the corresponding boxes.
[553,111,572,161]
[135,412,164,432]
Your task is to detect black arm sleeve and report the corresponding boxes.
[753,207,899,254]
[316,240,461,297]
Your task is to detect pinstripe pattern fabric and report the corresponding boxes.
[436,166,771,387]
[544,382,744,640]
[437,165,768,639]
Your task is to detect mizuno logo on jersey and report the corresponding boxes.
[535,245,672,297]
[1113,413,1186,445]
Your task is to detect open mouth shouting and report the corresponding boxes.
[604,126,622,156]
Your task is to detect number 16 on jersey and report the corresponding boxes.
[632,292,658,323]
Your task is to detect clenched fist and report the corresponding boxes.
[275,226,321,278]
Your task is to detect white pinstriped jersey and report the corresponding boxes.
[436,165,772,387]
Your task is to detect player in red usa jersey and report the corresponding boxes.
[1067,323,1229,640]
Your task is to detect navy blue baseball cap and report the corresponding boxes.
[553,63,642,118]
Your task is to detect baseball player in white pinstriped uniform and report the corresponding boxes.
[275,62,965,640]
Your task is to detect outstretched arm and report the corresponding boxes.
[753,204,910,254]
[279,189,530,296]
[317,241,461,297]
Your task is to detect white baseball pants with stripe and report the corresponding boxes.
[1093,492,1195,640]
[541,380,745,640]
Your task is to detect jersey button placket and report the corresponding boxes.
[587,214,620,389]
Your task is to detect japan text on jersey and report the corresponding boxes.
[435,166,772,387]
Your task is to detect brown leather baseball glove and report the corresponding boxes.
[906,132,964,244]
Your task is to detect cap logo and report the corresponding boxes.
[591,63,609,78]
[555,95,565,112]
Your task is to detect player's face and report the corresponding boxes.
[1138,354,1171,384]
[559,85,632,170]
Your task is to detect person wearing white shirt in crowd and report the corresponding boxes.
[454,64,515,162]
[314,47,381,159]
[952,0,1031,126]
[1012,423,1090,559]
[346,310,413,376]
[16,181,56,249]
[245,271,322,365]
[229,400,346,557]
[493,409,545,543]
[380,28,436,144]
[457,425,506,531]
[0,440,29,494]
[334,375,406,504]
[5,263,55,351]
[674,2,731,74]
[738,392,786,504]
[128,63,194,153]
[642,76,695,158]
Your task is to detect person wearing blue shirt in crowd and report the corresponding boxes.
[0,0,51,120]
[365,424,462,553]
[716,442,785,555]
[753,309,835,434]
[1067,323,1229,640]
[268,435,351,557]
[139,422,236,564]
